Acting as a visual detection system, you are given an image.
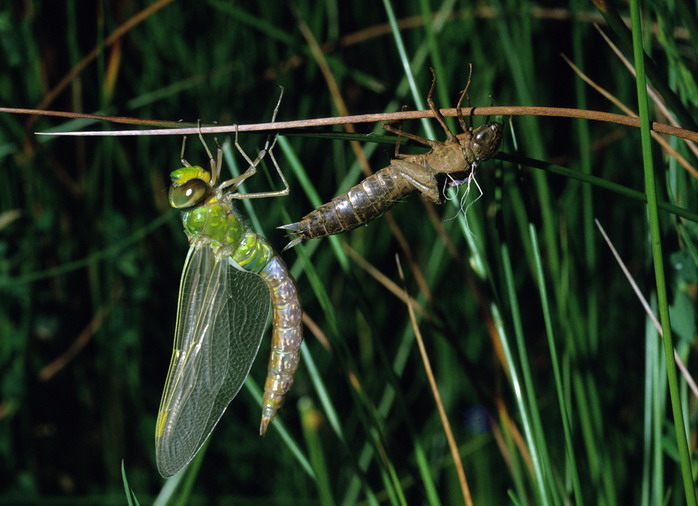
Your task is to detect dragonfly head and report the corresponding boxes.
[168,166,213,209]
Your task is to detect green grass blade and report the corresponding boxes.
[629,3,696,504]
[121,461,142,506]
[529,224,583,504]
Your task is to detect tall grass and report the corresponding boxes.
[1,1,696,504]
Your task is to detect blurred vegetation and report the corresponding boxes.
[1,0,697,504]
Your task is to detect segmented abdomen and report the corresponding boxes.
[280,165,414,248]
[233,231,303,435]
[257,254,302,434]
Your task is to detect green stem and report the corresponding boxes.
[629,2,696,504]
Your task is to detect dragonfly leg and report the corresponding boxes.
[178,119,194,168]
[224,88,290,199]
[192,120,223,185]
[226,131,290,199]
[216,125,259,193]
[382,122,438,149]
[456,63,473,133]
[231,86,284,181]
[179,134,193,168]
[392,106,406,158]
[392,159,442,203]
[393,120,403,158]
[215,144,224,183]
[426,67,457,143]
[382,105,409,158]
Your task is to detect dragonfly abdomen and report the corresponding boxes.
[228,230,302,435]
[280,166,414,249]
[257,254,302,435]
[185,202,303,435]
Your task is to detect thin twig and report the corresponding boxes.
[395,254,473,506]
[30,106,698,143]
[302,312,332,352]
[595,24,698,157]
[38,285,123,381]
[595,219,698,399]
[561,54,698,180]
[343,243,428,319]
[28,0,176,126]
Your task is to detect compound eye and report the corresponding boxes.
[473,128,494,149]
[168,179,210,209]
[471,123,502,160]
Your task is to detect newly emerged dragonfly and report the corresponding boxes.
[279,70,503,248]
[155,111,302,477]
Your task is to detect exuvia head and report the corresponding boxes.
[168,166,213,209]
[469,122,503,162]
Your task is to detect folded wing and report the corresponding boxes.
[155,244,271,477]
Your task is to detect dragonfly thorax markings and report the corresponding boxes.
[180,201,246,256]
[168,161,250,253]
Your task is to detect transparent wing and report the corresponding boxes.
[155,244,271,477]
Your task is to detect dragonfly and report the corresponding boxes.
[155,106,302,478]
[279,69,503,248]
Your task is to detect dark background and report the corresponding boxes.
[1,1,696,504]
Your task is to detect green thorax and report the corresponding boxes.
[181,197,273,274]
[181,198,243,249]
[169,164,274,273]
